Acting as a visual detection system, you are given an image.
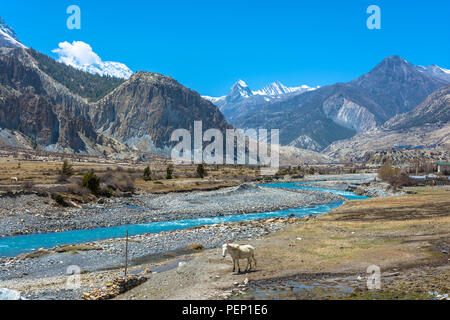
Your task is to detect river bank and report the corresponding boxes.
[116,186,450,300]
[0,173,396,300]
[0,182,344,237]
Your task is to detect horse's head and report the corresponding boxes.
[222,242,229,257]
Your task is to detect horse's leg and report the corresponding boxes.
[253,254,257,268]
[246,257,251,271]
[232,258,235,272]
[237,259,241,273]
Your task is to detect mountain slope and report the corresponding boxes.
[235,56,449,151]
[324,85,450,161]
[0,17,26,48]
[417,65,450,83]
[89,72,230,153]
[0,47,98,151]
[349,56,448,119]
[28,48,125,102]
[384,85,450,130]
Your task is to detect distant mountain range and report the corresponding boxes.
[203,80,316,123]
[210,56,449,152]
[0,16,448,164]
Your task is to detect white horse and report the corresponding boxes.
[10,177,18,183]
[222,243,257,273]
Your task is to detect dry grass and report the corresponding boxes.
[0,157,262,195]
[241,187,450,281]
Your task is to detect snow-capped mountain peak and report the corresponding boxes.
[416,64,450,83]
[253,81,315,97]
[254,81,289,96]
[0,17,26,48]
[226,79,254,102]
[236,79,249,87]
[203,79,317,104]
[52,41,133,79]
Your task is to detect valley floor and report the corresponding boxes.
[2,175,448,300]
[115,186,450,300]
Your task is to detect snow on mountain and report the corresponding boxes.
[202,95,226,103]
[52,41,133,79]
[254,81,314,96]
[81,61,133,79]
[416,65,450,83]
[0,17,26,48]
[203,80,316,103]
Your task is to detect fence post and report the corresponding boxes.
[125,230,129,276]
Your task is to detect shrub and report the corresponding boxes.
[378,160,400,181]
[388,174,419,189]
[21,181,34,190]
[61,160,74,177]
[54,194,68,207]
[166,164,174,179]
[57,173,69,183]
[196,164,207,179]
[116,174,135,193]
[143,166,152,181]
[97,187,113,198]
[67,184,91,197]
[100,172,135,193]
[82,171,101,194]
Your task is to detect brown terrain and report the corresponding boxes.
[116,187,450,300]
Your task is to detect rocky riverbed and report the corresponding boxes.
[0,174,386,300]
[0,183,344,237]
[0,217,305,300]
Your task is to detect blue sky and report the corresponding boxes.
[2,0,450,96]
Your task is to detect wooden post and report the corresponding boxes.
[125,230,129,277]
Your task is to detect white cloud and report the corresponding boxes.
[52,41,133,79]
[52,41,101,67]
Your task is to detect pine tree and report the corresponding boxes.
[166,164,174,179]
[61,160,74,177]
[143,166,152,181]
[196,164,207,178]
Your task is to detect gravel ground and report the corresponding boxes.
[0,217,303,300]
[0,174,380,300]
[0,183,343,237]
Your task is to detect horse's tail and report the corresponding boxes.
[252,253,257,268]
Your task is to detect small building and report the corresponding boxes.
[437,162,450,173]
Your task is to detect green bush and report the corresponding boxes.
[143,166,152,181]
[82,171,101,194]
[61,160,74,177]
[196,164,207,178]
[54,194,68,207]
[166,164,174,179]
